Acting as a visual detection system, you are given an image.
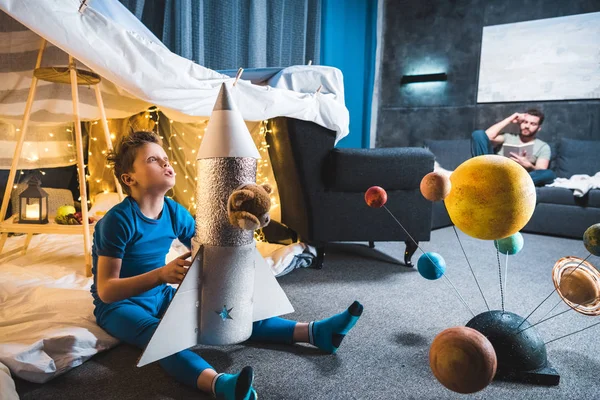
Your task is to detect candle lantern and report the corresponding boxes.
[18,176,49,224]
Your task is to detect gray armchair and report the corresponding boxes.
[265,117,434,268]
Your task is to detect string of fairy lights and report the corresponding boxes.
[11,123,77,191]
[9,109,279,243]
[88,109,279,240]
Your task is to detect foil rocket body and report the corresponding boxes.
[193,156,257,345]
[137,83,293,367]
[192,82,262,345]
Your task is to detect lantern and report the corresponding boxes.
[18,176,49,224]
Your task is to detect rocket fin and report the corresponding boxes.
[252,247,294,322]
[137,248,203,367]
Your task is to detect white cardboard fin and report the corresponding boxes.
[252,248,294,321]
[137,249,203,367]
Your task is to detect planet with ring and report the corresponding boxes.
[552,256,600,315]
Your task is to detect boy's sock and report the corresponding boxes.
[308,301,364,354]
[213,366,257,400]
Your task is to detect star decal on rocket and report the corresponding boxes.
[216,305,234,321]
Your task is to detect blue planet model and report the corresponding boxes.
[417,252,446,280]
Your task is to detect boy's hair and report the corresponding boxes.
[106,131,162,195]
[525,108,545,127]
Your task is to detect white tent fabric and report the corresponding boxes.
[0,0,349,143]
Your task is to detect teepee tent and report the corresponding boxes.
[0,0,349,129]
[0,0,349,275]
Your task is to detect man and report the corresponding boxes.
[471,109,556,186]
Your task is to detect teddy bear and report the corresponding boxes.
[227,183,272,231]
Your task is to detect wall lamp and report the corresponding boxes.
[400,72,448,84]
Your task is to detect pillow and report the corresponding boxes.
[10,182,74,218]
[89,192,122,219]
[423,139,471,171]
[555,138,600,179]
[547,141,558,171]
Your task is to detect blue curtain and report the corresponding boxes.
[119,0,321,70]
[321,0,377,148]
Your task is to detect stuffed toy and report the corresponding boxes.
[227,183,272,230]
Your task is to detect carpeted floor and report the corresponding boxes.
[15,227,600,399]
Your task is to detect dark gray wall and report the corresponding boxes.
[376,0,600,148]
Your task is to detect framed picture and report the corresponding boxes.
[477,12,600,103]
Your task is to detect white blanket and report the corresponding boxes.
[0,0,350,143]
[546,172,600,197]
[0,361,18,400]
[0,234,119,384]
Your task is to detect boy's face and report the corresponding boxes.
[123,142,175,195]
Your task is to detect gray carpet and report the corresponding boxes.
[15,227,600,399]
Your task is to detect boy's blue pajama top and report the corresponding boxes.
[91,197,295,388]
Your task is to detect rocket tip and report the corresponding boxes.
[214,83,235,111]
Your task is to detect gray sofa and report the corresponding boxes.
[424,138,600,239]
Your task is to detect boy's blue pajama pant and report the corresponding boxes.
[95,285,297,388]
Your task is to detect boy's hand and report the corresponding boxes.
[159,251,192,284]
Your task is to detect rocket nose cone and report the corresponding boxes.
[213,83,236,112]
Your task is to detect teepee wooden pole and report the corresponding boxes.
[93,84,124,200]
[69,55,92,276]
[0,39,47,222]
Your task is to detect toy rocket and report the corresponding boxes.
[137,83,293,367]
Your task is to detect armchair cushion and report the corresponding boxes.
[326,147,434,192]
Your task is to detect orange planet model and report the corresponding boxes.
[420,171,451,202]
[429,326,497,394]
[444,155,536,240]
[364,186,387,208]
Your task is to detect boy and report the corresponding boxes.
[91,131,363,399]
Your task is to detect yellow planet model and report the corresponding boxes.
[444,155,536,240]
